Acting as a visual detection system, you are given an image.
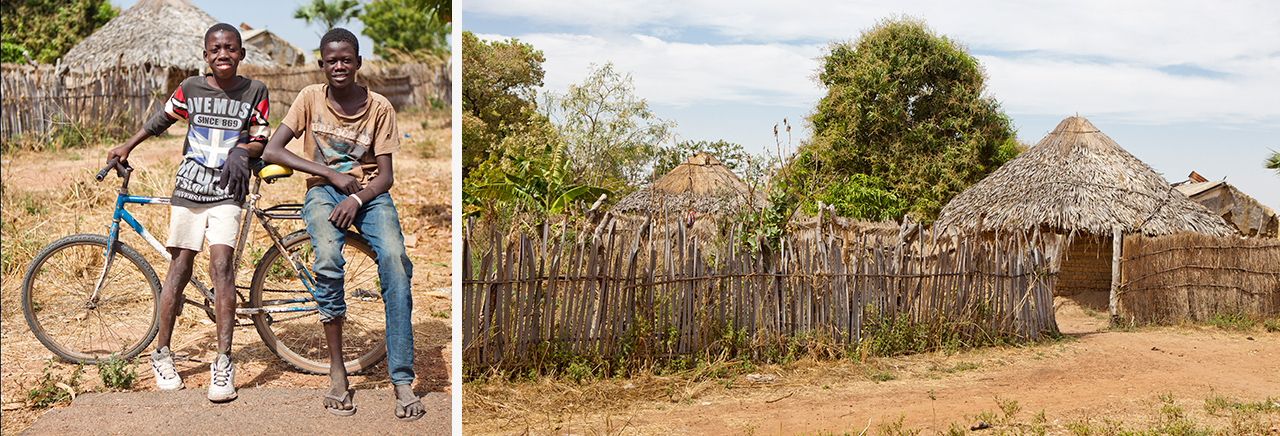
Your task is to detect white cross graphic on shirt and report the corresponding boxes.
[187,127,241,167]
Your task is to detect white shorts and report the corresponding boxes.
[166,204,243,251]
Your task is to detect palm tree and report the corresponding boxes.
[1267,148,1280,176]
[294,0,362,32]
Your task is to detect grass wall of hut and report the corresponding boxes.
[1118,232,1280,324]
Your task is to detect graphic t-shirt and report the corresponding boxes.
[280,84,399,189]
[143,75,269,207]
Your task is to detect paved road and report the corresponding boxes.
[19,388,450,435]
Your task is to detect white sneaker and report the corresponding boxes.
[207,353,237,402]
[150,347,184,390]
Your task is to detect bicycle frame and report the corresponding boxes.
[94,161,321,318]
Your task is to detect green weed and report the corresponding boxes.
[27,359,84,408]
[98,354,139,390]
[1205,312,1255,330]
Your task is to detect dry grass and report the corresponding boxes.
[0,109,452,434]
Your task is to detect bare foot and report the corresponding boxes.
[323,369,354,416]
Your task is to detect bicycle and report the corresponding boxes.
[20,158,387,374]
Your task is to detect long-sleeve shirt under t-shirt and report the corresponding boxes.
[143,74,269,208]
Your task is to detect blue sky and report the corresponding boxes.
[460,0,1280,209]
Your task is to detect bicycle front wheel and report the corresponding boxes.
[21,234,161,363]
[249,230,387,374]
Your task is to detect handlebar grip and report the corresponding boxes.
[96,157,132,181]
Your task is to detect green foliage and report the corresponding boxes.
[461,31,546,180]
[797,15,1021,223]
[0,0,117,64]
[810,173,906,221]
[431,308,451,318]
[1264,317,1280,332]
[98,354,138,390]
[1266,148,1280,176]
[1204,312,1255,330]
[27,359,84,408]
[543,62,676,190]
[359,0,450,60]
[293,0,361,32]
[470,144,611,217]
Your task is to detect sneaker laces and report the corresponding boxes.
[152,350,179,380]
[211,356,233,387]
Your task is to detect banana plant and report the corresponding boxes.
[472,145,611,216]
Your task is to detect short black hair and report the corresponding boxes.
[205,23,243,46]
[320,28,359,54]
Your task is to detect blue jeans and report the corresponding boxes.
[301,185,415,386]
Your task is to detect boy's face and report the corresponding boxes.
[319,41,361,89]
[203,30,244,80]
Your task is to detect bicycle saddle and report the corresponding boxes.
[251,158,294,182]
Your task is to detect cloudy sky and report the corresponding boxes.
[461,0,1280,209]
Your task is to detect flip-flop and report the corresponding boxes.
[395,395,424,422]
[324,389,356,417]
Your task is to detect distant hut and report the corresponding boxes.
[241,24,306,66]
[1173,172,1278,238]
[59,0,275,95]
[609,153,766,241]
[936,116,1234,310]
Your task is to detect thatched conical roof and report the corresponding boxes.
[935,116,1234,237]
[60,0,274,72]
[613,153,765,214]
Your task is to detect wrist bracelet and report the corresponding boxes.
[351,194,363,207]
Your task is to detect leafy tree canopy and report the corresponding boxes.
[652,139,748,178]
[461,31,547,180]
[543,62,675,191]
[359,0,450,61]
[1,0,117,64]
[1267,148,1280,176]
[795,15,1021,223]
[294,0,361,32]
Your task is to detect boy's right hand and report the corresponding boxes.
[326,172,362,195]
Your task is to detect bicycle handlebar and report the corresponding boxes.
[96,157,132,181]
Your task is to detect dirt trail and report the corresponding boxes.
[465,300,1279,435]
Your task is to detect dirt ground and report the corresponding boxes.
[464,298,1279,435]
[0,110,453,434]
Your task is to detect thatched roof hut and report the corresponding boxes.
[612,152,765,215]
[936,116,1234,237]
[59,0,275,73]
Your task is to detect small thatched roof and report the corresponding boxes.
[613,153,765,214]
[60,0,274,72]
[936,116,1234,237]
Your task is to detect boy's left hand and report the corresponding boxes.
[218,147,250,202]
[328,196,361,229]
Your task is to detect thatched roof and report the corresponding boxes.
[60,0,274,72]
[935,116,1234,237]
[612,153,766,214]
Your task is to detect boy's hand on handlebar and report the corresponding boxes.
[106,144,133,166]
[328,196,361,229]
[326,172,362,195]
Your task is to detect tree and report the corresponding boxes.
[294,0,361,32]
[359,0,450,60]
[461,31,547,180]
[1267,148,1280,176]
[1,0,117,64]
[543,62,675,190]
[651,139,748,179]
[797,16,1021,222]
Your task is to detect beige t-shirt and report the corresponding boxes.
[281,84,400,189]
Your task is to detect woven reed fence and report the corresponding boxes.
[462,216,1062,368]
[1,63,167,140]
[1118,233,1280,323]
[2,61,451,141]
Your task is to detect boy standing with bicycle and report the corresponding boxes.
[260,28,423,421]
[106,23,267,403]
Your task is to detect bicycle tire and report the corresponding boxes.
[249,230,387,374]
[21,234,161,363]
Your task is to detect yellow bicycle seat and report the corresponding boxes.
[258,164,294,182]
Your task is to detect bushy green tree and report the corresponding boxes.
[1267,148,1280,176]
[0,0,117,64]
[359,0,450,60]
[462,31,547,180]
[294,0,361,32]
[652,139,747,178]
[797,16,1021,223]
[543,62,675,191]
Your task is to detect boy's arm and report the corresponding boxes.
[260,124,361,194]
[327,153,394,229]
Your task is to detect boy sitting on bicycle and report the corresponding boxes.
[260,28,423,421]
[106,23,267,403]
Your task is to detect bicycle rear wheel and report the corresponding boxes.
[249,230,387,374]
[21,234,161,363]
